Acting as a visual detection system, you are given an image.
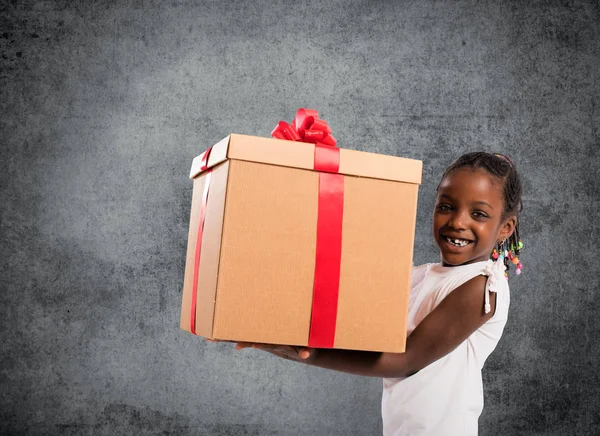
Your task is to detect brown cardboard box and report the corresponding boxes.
[180,134,422,352]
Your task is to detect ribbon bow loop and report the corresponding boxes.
[272,108,337,147]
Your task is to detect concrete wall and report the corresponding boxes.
[1,1,598,434]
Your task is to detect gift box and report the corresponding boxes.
[180,118,422,353]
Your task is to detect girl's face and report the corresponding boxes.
[433,168,516,267]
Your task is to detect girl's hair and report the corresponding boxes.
[438,152,523,260]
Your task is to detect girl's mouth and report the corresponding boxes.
[444,236,472,247]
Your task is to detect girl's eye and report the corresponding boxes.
[437,204,452,211]
[472,211,488,219]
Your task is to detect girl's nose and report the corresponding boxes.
[447,211,468,230]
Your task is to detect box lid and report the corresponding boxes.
[190,134,422,185]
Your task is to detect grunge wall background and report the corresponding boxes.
[1,1,599,434]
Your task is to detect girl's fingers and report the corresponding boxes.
[251,344,297,358]
[235,342,253,350]
[298,348,311,359]
[233,342,316,361]
[208,339,303,357]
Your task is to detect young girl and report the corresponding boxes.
[232,152,524,436]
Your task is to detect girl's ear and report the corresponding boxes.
[499,215,517,241]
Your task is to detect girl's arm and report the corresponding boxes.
[239,274,496,378]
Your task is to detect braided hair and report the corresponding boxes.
[438,152,524,273]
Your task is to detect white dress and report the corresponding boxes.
[381,259,510,436]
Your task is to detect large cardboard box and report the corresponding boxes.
[181,134,422,352]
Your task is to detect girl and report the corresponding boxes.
[231,152,524,435]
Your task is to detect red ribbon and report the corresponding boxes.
[272,108,343,348]
[191,146,212,335]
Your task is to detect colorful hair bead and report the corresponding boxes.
[491,235,524,278]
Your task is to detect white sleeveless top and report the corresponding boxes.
[382,259,510,436]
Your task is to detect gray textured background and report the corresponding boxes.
[1,1,599,435]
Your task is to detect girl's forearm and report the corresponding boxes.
[301,349,413,378]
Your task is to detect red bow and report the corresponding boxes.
[271,108,337,147]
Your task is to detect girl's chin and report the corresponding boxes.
[441,257,467,266]
[437,241,493,266]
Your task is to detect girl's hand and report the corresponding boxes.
[236,342,317,362]
[205,338,315,361]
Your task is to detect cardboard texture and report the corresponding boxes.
[181,134,422,352]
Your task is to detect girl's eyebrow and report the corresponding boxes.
[473,200,494,210]
[439,194,494,210]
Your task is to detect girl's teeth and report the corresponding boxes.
[446,237,469,247]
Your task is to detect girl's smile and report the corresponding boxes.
[433,168,514,267]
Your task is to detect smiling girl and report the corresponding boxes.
[230,152,524,436]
